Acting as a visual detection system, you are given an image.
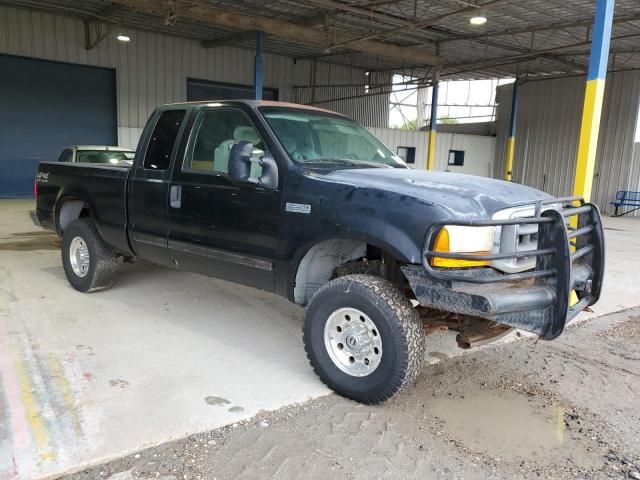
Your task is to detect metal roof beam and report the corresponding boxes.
[439,12,640,44]
[202,12,329,49]
[302,0,418,27]
[326,0,505,51]
[202,31,259,49]
[112,0,442,65]
[443,32,640,76]
[84,21,116,50]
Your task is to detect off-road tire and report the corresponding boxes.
[303,274,425,404]
[61,218,120,292]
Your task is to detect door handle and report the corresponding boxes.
[170,185,182,209]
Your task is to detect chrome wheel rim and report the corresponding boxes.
[324,307,383,377]
[69,236,90,277]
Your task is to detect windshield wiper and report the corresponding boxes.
[304,158,392,169]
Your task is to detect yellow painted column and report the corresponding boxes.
[427,129,437,170]
[573,0,614,202]
[569,0,613,308]
[504,80,518,181]
[573,80,606,201]
[426,70,440,170]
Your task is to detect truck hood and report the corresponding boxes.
[321,168,553,218]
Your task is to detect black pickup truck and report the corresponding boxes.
[33,100,605,404]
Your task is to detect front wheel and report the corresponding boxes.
[61,218,120,292]
[303,275,425,404]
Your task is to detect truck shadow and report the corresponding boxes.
[0,232,59,251]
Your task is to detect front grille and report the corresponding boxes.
[494,223,538,273]
[491,204,558,274]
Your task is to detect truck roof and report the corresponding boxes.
[64,145,135,152]
[161,99,346,117]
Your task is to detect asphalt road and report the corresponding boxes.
[65,307,640,480]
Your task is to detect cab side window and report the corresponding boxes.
[184,109,266,178]
[143,109,186,170]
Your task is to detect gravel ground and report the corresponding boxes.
[62,308,640,480]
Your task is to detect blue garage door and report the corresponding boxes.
[0,55,117,198]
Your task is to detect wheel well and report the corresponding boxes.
[57,199,91,234]
[293,239,406,305]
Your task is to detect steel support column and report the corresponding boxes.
[427,70,440,170]
[254,31,264,100]
[573,0,615,201]
[504,80,519,181]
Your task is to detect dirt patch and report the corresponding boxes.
[599,316,640,340]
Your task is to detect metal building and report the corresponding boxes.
[0,0,637,215]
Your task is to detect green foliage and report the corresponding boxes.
[438,116,459,124]
[400,119,418,130]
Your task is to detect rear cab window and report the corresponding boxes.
[143,109,186,170]
[57,149,73,162]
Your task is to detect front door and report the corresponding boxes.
[167,106,282,291]
[128,108,187,267]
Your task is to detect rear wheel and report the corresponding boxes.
[61,218,120,292]
[304,274,425,404]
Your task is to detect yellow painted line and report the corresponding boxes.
[46,353,83,436]
[573,79,606,202]
[505,137,515,181]
[10,345,54,462]
[427,129,436,170]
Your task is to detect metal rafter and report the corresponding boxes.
[110,0,443,65]
[445,32,640,73]
[326,0,505,50]
[202,11,330,48]
[438,12,640,44]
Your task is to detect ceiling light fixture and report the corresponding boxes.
[469,14,487,25]
[117,34,131,42]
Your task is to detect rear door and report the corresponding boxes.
[167,106,282,291]
[128,108,187,267]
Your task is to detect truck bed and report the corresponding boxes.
[35,161,132,254]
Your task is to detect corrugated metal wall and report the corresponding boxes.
[369,127,496,176]
[0,4,389,149]
[294,71,391,131]
[495,71,640,215]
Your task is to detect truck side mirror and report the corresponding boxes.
[258,155,279,190]
[228,141,253,182]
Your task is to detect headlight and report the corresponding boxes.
[431,225,495,268]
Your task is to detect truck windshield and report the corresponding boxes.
[260,108,406,169]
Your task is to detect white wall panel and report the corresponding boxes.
[0,4,389,149]
[369,128,496,176]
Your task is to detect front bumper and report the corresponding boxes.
[402,197,605,340]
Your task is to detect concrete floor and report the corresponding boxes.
[1,199,639,479]
[66,307,640,480]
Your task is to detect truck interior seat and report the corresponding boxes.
[213,126,264,177]
[190,160,215,171]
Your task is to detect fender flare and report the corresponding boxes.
[288,229,422,305]
[54,194,93,235]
